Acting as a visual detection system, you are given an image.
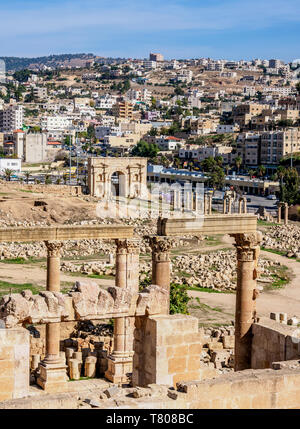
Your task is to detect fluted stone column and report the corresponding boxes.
[37,241,67,392]
[284,203,289,225]
[105,239,140,385]
[231,232,262,371]
[150,236,172,313]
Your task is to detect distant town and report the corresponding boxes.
[0,52,299,203]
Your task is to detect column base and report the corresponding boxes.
[37,361,68,393]
[105,355,133,384]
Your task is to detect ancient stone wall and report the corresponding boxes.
[132,314,214,388]
[0,328,29,401]
[251,318,300,369]
[0,181,82,196]
[173,366,300,409]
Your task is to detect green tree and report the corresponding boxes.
[296,82,300,95]
[256,165,266,178]
[24,171,30,184]
[235,156,242,174]
[169,283,190,315]
[4,169,13,181]
[149,127,158,136]
[131,140,159,158]
[207,166,225,189]
[279,167,300,205]
[201,157,217,172]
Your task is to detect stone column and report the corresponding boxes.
[105,239,140,385]
[231,232,262,372]
[277,203,282,223]
[238,198,243,214]
[149,236,172,314]
[243,197,247,214]
[223,197,227,214]
[284,203,289,225]
[37,241,67,392]
[208,195,212,215]
[228,197,232,214]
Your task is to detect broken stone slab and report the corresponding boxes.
[103,386,122,398]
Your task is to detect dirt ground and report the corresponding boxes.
[0,183,98,224]
[188,235,300,326]
[0,232,299,328]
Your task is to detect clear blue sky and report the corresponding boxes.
[1,0,299,61]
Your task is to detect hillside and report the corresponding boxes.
[0,53,96,72]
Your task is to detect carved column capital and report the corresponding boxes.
[115,238,140,255]
[44,241,64,257]
[231,232,262,262]
[148,236,172,262]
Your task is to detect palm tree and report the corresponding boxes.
[235,156,242,174]
[225,164,231,176]
[256,165,266,178]
[248,169,255,179]
[4,169,13,182]
[24,171,30,184]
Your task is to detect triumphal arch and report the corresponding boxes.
[88,157,148,199]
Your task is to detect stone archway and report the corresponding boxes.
[111,171,126,197]
[88,157,148,200]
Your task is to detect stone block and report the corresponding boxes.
[168,357,187,373]
[222,335,235,349]
[188,343,202,355]
[270,312,280,322]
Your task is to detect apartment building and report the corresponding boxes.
[260,128,300,165]
[149,53,164,62]
[0,105,23,132]
[236,132,261,167]
[40,115,72,131]
[143,61,157,70]
[216,124,240,134]
[112,101,133,120]
[179,144,232,164]
[96,95,117,109]
[33,87,47,99]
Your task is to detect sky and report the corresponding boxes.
[0,0,300,61]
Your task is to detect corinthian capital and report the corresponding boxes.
[148,236,173,254]
[231,231,262,262]
[44,241,64,257]
[115,238,140,254]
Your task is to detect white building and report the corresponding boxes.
[40,115,72,131]
[216,124,240,134]
[96,95,117,109]
[144,60,157,70]
[0,157,21,173]
[0,105,23,132]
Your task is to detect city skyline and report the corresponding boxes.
[0,0,299,61]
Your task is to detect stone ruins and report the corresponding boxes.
[0,204,300,409]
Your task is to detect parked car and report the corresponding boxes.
[267,194,277,200]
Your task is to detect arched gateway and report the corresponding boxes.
[88,157,148,199]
